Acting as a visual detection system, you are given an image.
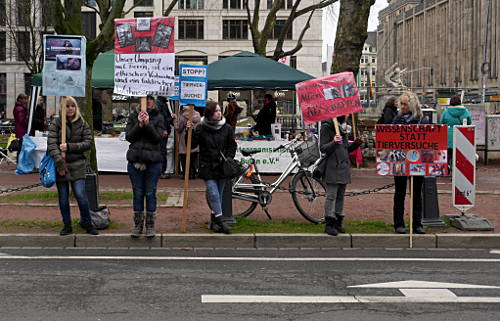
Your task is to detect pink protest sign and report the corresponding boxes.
[295,72,362,124]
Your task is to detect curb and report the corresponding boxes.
[1,233,499,249]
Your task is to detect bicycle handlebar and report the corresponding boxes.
[272,136,301,152]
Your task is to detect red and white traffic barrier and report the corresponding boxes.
[452,125,476,213]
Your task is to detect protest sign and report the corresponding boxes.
[43,35,86,97]
[295,72,362,124]
[114,17,175,96]
[169,76,180,101]
[179,64,208,107]
[375,124,448,176]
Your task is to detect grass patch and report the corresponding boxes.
[231,217,395,234]
[0,218,122,230]
[0,191,168,202]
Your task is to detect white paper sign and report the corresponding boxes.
[180,81,206,101]
[114,53,175,96]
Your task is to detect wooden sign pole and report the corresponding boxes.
[180,106,194,233]
[61,98,67,160]
[409,176,414,248]
[351,113,358,139]
[140,97,147,111]
[332,118,340,136]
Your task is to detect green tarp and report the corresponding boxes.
[32,50,313,90]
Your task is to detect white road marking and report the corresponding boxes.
[490,250,500,255]
[0,256,500,262]
[349,280,500,289]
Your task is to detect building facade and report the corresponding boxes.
[376,0,499,96]
[358,31,377,103]
[1,0,324,118]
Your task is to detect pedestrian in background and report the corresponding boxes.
[173,104,201,179]
[253,94,276,136]
[440,95,472,171]
[126,95,165,238]
[156,96,173,179]
[187,100,236,234]
[391,91,428,234]
[320,116,364,236]
[47,96,98,236]
[13,93,28,162]
[30,96,47,135]
[377,97,397,124]
[224,93,243,130]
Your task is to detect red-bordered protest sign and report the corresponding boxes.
[375,124,448,176]
[295,72,362,124]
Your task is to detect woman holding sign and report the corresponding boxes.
[392,91,428,234]
[320,116,364,236]
[47,97,98,236]
[187,100,236,234]
[126,95,165,238]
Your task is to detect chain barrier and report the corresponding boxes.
[0,183,43,195]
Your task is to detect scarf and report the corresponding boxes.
[201,116,226,131]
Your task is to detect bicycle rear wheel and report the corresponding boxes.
[291,170,326,224]
[232,174,259,217]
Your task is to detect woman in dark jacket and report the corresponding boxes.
[126,95,165,238]
[187,100,237,234]
[320,116,363,236]
[392,91,428,235]
[47,96,98,236]
[30,96,46,135]
[379,97,397,124]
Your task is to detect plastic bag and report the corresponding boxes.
[15,134,36,174]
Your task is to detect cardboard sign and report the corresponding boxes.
[43,35,86,97]
[179,64,208,107]
[114,17,175,97]
[295,72,362,124]
[375,124,448,176]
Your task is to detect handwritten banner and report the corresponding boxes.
[375,124,448,176]
[114,17,175,97]
[179,64,208,107]
[295,72,362,124]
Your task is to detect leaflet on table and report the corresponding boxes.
[114,17,175,97]
[42,35,86,97]
[375,124,448,176]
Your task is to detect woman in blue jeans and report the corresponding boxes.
[187,100,236,234]
[125,95,165,238]
[47,96,98,236]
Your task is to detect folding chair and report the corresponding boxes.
[0,147,16,165]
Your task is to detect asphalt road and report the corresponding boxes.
[1,248,500,321]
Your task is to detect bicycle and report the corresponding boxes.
[232,135,326,224]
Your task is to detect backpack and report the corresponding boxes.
[39,152,56,188]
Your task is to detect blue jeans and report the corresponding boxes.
[56,179,91,228]
[127,162,162,213]
[205,179,226,216]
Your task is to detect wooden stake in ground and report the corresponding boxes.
[180,105,194,233]
[409,176,414,248]
[61,98,67,160]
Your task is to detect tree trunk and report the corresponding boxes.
[330,0,375,75]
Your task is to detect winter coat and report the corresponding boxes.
[191,118,237,180]
[255,101,276,136]
[174,108,201,154]
[47,116,92,182]
[319,119,361,185]
[440,106,472,148]
[224,102,243,130]
[30,104,46,135]
[125,107,165,164]
[380,105,398,124]
[13,101,27,138]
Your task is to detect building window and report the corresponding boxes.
[267,0,294,9]
[372,57,376,63]
[82,12,97,40]
[0,32,5,61]
[134,0,153,6]
[371,69,376,76]
[175,56,208,75]
[0,0,5,26]
[223,20,248,40]
[0,73,6,119]
[134,11,153,17]
[179,0,204,9]
[16,32,30,61]
[84,0,97,5]
[178,20,204,39]
[271,20,292,40]
[17,0,31,26]
[223,0,245,9]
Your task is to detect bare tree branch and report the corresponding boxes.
[163,0,179,16]
[280,9,315,59]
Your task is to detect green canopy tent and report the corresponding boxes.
[207,51,313,90]
[32,50,115,88]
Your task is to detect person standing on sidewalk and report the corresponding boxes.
[377,97,397,124]
[30,96,47,135]
[13,93,28,162]
[156,96,173,179]
[320,116,364,236]
[126,95,165,238]
[187,100,236,234]
[392,91,428,234]
[173,105,201,179]
[47,96,98,236]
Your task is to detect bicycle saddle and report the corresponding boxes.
[241,149,261,157]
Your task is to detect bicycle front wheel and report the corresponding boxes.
[232,174,259,217]
[291,171,326,224]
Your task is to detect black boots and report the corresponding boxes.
[334,213,346,234]
[324,216,338,236]
[211,214,231,234]
[60,225,72,236]
[145,212,156,238]
[131,212,144,238]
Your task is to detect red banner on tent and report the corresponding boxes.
[115,17,175,54]
[375,124,448,176]
[295,72,362,124]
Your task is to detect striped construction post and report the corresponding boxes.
[452,125,476,213]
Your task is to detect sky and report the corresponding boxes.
[322,0,389,61]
